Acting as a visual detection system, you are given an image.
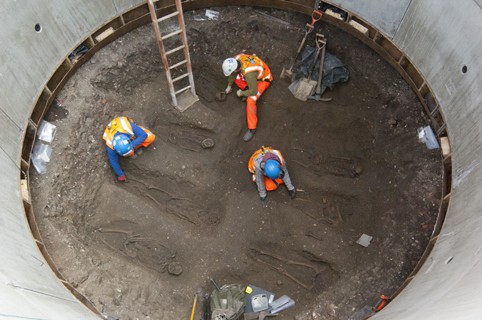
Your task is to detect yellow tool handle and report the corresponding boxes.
[189,295,197,320]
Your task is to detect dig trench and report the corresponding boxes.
[29,7,442,320]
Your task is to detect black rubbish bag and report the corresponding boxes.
[294,45,350,95]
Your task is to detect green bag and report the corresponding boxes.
[210,284,246,320]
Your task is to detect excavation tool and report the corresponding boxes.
[280,10,323,80]
[210,278,221,291]
[308,35,333,102]
[290,33,326,101]
[189,294,197,320]
[215,91,227,101]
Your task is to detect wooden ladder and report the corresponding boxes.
[147,0,198,112]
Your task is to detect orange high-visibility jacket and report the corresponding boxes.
[103,117,153,150]
[235,53,273,82]
[249,147,294,197]
[248,146,285,174]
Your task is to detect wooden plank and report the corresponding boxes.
[440,136,450,157]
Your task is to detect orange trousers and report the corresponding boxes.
[134,127,156,150]
[234,78,271,130]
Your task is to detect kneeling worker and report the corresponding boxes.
[222,53,273,142]
[103,116,155,182]
[248,146,296,204]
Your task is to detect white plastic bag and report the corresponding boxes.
[31,140,52,174]
[37,120,57,143]
[417,126,440,150]
[205,9,220,20]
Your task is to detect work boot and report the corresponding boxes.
[243,129,256,142]
[289,188,297,199]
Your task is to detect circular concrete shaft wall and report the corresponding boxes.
[0,1,481,319]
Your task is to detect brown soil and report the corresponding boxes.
[30,6,442,320]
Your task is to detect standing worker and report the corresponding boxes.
[103,116,155,182]
[248,146,296,205]
[222,53,273,141]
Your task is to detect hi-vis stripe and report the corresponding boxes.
[271,150,284,166]
[119,117,134,135]
[250,91,262,101]
[248,148,285,174]
[103,117,134,148]
[245,65,264,78]
[103,134,112,146]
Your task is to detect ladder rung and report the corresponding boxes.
[169,59,187,70]
[166,45,185,56]
[175,85,191,95]
[430,106,440,117]
[436,123,446,135]
[172,73,190,83]
[162,29,182,40]
[157,11,179,22]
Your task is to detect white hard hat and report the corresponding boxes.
[222,58,238,76]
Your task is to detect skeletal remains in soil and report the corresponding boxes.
[98,228,177,273]
[284,199,343,226]
[305,230,323,241]
[249,248,324,290]
[129,177,201,225]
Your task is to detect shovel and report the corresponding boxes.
[308,35,333,102]
[280,23,313,80]
[280,10,323,80]
[291,33,325,101]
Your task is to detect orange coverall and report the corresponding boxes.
[228,54,273,130]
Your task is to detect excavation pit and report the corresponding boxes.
[30,7,442,319]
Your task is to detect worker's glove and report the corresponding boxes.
[260,195,268,207]
[289,188,297,199]
[225,84,232,94]
[236,89,243,97]
[117,174,126,182]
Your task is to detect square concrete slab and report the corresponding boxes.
[356,234,373,247]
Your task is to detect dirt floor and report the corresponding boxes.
[30,6,442,320]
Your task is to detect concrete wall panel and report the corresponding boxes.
[0,150,97,319]
[0,0,117,127]
[114,0,146,12]
[373,166,482,319]
[369,0,482,318]
[393,0,482,174]
[0,151,22,216]
[0,0,122,318]
[326,0,412,37]
[1,283,96,320]
[0,113,22,163]
[392,0,482,213]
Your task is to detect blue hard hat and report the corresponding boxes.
[264,159,281,179]
[112,133,133,156]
